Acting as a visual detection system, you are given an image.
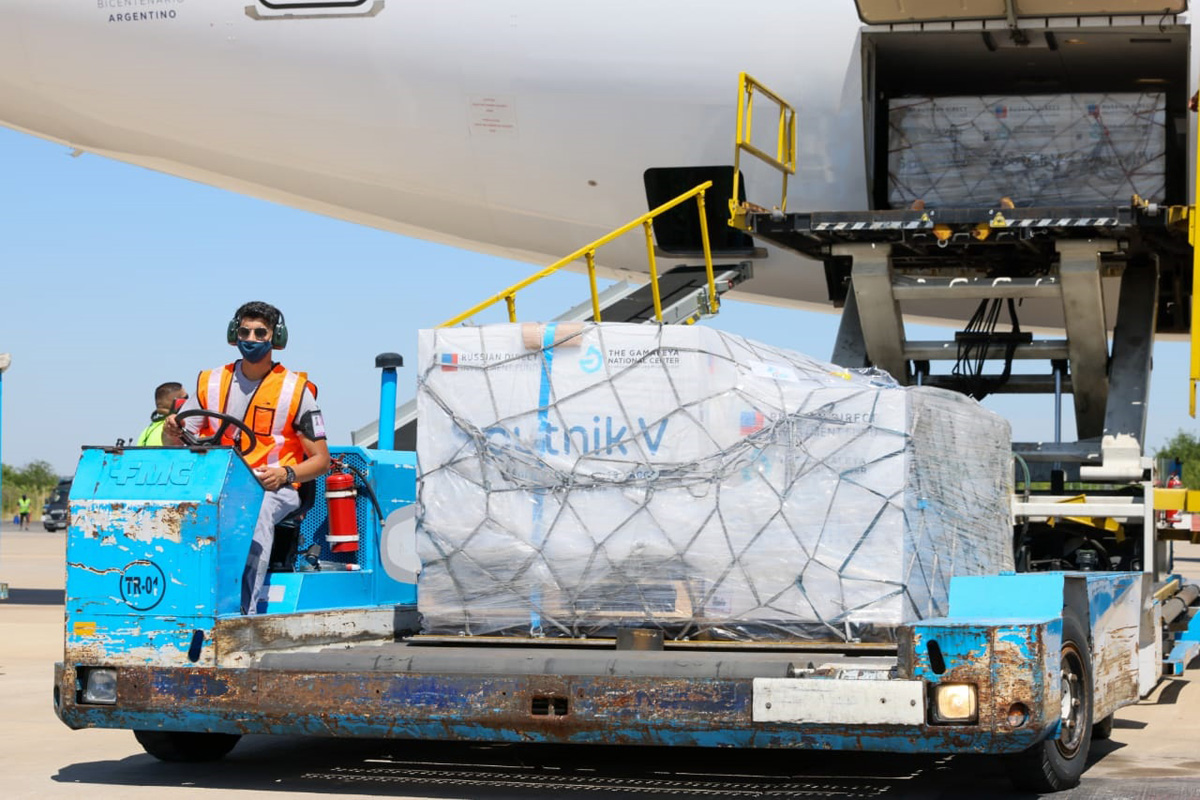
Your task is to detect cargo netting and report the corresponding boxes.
[416,323,1014,642]
[888,92,1166,208]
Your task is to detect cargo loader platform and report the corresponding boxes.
[744,203,1189,307]
[739,202,1193,486]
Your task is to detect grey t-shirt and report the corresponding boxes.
[180,361,326,442]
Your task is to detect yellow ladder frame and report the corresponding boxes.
[730,72,797,231]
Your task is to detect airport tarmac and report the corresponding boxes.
[2,521,1200,800]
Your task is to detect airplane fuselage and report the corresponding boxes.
[0,2,1192,328]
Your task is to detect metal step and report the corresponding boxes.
[591,263,751,325]
[351,263,752,449]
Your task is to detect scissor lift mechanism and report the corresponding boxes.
[744,202,1191,485]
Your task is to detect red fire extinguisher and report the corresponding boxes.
[325,464,359,553]
[1166,473,1183,525]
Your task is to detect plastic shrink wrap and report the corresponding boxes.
[888,92,1166,208]
[417,323,1013,641]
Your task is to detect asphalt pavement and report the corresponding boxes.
[2,525,1200,800]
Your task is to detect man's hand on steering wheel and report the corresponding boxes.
[173,409,259,456]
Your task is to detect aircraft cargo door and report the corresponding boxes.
[855,0,1186,25]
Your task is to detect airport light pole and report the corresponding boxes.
[0,352,9,600]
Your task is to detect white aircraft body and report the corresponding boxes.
[0,0,1192,331]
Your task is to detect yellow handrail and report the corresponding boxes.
[1191,79,1200,415]
[730,72,797,231]
[438,181,717,328]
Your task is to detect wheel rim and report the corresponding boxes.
[1056,643,1086,757]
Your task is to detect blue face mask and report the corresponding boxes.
[237,339,273,363]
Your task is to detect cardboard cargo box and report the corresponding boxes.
[416,323,1014,641]
[888,92,1166,208]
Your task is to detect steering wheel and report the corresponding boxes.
[176,409,259,456]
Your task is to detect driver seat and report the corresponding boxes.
[268,479,316,573]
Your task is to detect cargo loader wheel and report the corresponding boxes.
[176,409,258,456]
[1006,610,1093,792]
[133,729,241,762]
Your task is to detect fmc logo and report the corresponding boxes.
[109,460,193,486]
[119,561,166,611]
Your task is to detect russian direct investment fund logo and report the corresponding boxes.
[439,353,459,372]
[740,411,766,436]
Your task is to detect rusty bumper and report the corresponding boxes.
[54,626,1057,754]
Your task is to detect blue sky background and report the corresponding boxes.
[0,125,1194,477]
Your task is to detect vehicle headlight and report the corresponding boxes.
[932,683,977,723]
[82,668,118,704]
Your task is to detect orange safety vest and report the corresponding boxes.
[195,362,313,469]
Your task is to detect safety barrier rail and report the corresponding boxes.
[729,72,797,231]
[439,181,717,327]
[1155,486,1200,514]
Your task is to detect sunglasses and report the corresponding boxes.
[237,326,271,341]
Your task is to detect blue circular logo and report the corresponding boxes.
[119,561,166,611]
[579,346,602,374]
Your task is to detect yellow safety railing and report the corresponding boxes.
[1191,90,1200,415]
[730,72,797,231]
[439,182,717,328]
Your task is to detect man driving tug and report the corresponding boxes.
[163,301,330,614]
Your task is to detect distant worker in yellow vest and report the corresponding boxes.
[17,494,31,530]
[163,301,329,615]
[136,382,188,447]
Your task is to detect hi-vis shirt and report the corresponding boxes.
[186,361,324,469]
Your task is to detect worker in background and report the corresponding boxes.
[163,301,330,615]
[17,494,31,530]
[136,382,188,446]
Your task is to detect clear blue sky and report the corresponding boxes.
[0,125,1194,477]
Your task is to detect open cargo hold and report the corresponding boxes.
[416,323,1014,642]
[862,20,1188,209]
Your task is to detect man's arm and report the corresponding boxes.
[161,415,183,446]
[297,435,331,481]
[161,392,201,445]
[254,435,330,491]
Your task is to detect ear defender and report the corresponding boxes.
[272,312,288,350]
[226,312,288,349]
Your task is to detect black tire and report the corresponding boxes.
[1092,713,1114,740]
[1006,610,1093,792]
[133,729,241,762]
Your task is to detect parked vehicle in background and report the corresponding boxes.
[43,480,71,532]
